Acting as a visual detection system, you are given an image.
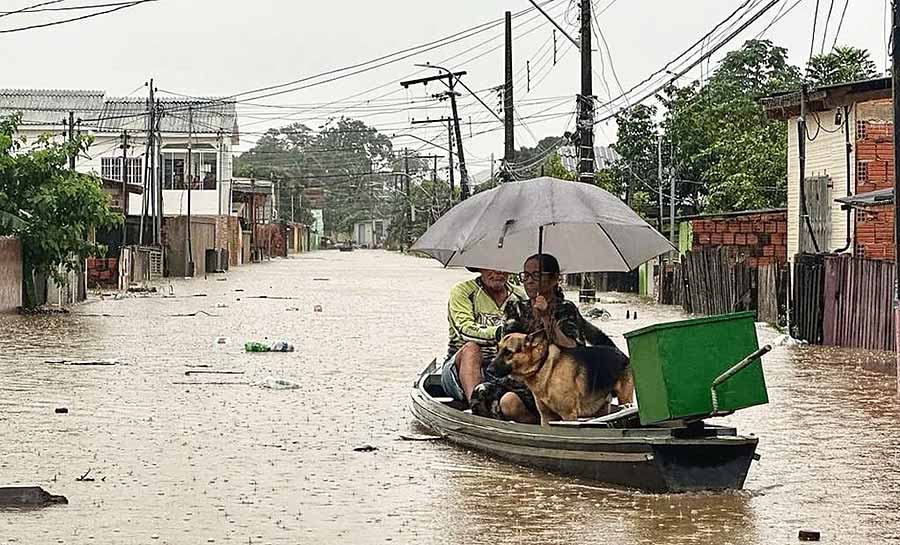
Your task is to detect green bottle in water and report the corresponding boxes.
[245,341,270,353]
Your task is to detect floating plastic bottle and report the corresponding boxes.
[244,342,270,353]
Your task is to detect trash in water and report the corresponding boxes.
[313,305,323,312]
[216,278,227,282]
[798,530,821,541]
[286,307,300,312]
[215,303,228,308]
[398,434,443,442]
[0,486,68,507]
[772,334,807,347]
[626,310,630,319]
[313,278,330,281]
[248,295,296,300]
[254,376,300,390]
[170,310,219,317]
[245,340,294,353]
[584,308,611,321]
[353,444,378,452]
[184,370,245,376]
[45,359,120,366]
[76,468,95,482]
[215,336,229,344]
[55,407,68,414]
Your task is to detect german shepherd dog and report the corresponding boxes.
[487,331,634,426]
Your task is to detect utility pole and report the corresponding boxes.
[186,106,194,276]
[503,11,514,183]
[577,0,595,183]
[120,130,130,247]
[669,170,676,245]
[403,149,411,246]
[891,0,900,380]
[67,112,76,170]
[553,29,557,65]
[447,119,455,204]
[401,67,470,199]
[657,134,664,232]
[140,80,154,246]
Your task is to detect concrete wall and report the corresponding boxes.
[163,215,218,277]
[0,237,22,312]
[787,106,855,258]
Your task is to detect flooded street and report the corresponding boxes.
[2,249,900,544]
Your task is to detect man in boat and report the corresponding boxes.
[469,254,619,422]
[441,268,536,422]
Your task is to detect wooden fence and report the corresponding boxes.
[792,253,895,351]
[822,254,895,351]
[792,253,825,344]
[671,247,787,323]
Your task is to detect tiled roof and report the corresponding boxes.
[0,89,106,126]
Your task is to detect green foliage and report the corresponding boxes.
[609,39,806,216]
[234,117,395,235]
[806,46,879,86]
[540,152,574,181]
[0,114,120,308]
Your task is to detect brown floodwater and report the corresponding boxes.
[1,250,899,544]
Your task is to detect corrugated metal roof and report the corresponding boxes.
[97,98,237,135]
[835,188,893,207]
[0,89,237,137]
[0,89,106,126]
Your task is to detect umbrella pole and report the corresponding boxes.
[538,225,544,294]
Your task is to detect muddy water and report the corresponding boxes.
[1,250,899,544]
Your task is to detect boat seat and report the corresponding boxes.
[586,405,639,424]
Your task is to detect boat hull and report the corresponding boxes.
[410,367,757,493]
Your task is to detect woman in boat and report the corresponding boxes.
[469,253,616,422]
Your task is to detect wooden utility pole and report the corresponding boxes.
[577,0,595,183]
[402,68,470,200]
[657,135,664,232]
[67,112,76,170]
[503,11,514,182]
[140,80,155,246]
[120,130,130,247]
[186,106,194,276]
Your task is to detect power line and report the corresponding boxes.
[820,0,836,54]
[808,0,821,63]
[0,0,156,33]
[0,1,143,14]
[831,0,850,50]
[0,0,65,19]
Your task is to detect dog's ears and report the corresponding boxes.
[525,328,546,345]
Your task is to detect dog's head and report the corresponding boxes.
[488,330,549,378]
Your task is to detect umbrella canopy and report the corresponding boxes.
[411,177,675,273]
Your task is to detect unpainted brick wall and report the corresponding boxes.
[855,117,895,262]
[691,210,788,267]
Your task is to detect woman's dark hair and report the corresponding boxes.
[525,253,560,275]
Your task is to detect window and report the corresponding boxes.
[101,157,142,185]
[161,151,217,189]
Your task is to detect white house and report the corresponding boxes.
[0,89,239,221]
[760,77,893,260]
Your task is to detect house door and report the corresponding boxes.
[799,175,832,254]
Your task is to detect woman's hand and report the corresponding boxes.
[532,295,549,316]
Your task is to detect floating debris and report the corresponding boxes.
[76,469,95,482]
[55,408,68,414]
[313,305,323,312]
[799,530,821,541]
[0,486,67,507]
[184,370,245,376]
[353,444,378,452]
[45,359,120,366]
[253,376,300,390]
[398,434,443,442]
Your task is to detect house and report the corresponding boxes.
[353,219,389,248]
[760,78,896,350]
[760,77,893,261]
[0,89,240,279]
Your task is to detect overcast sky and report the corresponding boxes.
[0,0,888,177]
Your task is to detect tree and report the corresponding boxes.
[657,39,801,212]
[806,46,879,86]
[0,114,120,308]
[603,104,659,218]
[234,117,395,236]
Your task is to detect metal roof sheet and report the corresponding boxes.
[0,89,106,127]
[835,188,893,207]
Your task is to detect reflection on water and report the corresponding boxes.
[0,250,898,544]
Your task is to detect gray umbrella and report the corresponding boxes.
[411,177,675,273]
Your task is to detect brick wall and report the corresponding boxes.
[86,257,119,288]
[691,210,788,267]
[227,216,242,267]
[855,116,895,262]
